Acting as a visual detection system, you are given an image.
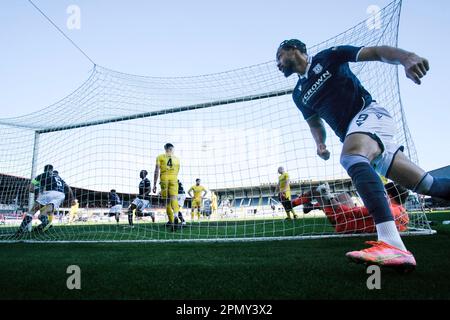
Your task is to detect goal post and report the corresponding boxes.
[0,0,434,242]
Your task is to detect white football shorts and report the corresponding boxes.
[346,102,404,178]
[36,191,66,210]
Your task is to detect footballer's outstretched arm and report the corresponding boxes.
[307,115,330,161]
[357,46,430,85]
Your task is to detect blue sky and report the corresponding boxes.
[1,0,449,172]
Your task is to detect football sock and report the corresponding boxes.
[39,215,49,228]
[347,162,394,225]
[347,162,406,250]
[414,173,450,200]
[18,214,33,232]
[376,221,407,251]
[128,213,133,226]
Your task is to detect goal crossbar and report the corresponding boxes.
[36,88,293,134]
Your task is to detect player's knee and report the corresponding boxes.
[40,205,53,216]
[340,154,370,172]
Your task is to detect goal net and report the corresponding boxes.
[0,0,433,242]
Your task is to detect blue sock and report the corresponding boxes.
[430,178,450,200]
[19,215,33,232]
[39,215,49,228]
[415,174,450,200]
[347,162,393,224]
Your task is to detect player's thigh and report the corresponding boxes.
[285,191,292,201]
[135,208,145,217]
[388,151,426,189]
[342,133,382,161]
[168,179,179,199]
[131,198,143,211]
[160,180,169,198]
[129,203,137,212]
[39,204,54,215]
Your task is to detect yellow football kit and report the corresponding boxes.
[156,153,180,223]
[68,202,79,224]
[279,172,296,219]
[189,185,206,220]
[279,172,291,200]
[211,192,218,214]
[190,185,206,208]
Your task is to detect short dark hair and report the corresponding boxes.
[164,143,174,150]
[53,170,59,175]
[140,170,148,177]
[110,189,116,193]
[385,182,409,205]
[196,178,200,182]
[278,39,307,54]
[44,164,53,172]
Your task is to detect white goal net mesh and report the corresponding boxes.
[0,0,433,242]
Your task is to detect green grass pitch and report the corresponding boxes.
[0,212,449,300]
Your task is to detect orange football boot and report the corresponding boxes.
[346,241,416,273]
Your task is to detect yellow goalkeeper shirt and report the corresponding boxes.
[279,172,290,192]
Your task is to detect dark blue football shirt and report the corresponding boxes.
[109,192,121,206]
[292,46,373,142]
[34,171,66,193]
[138,178,151,200]
[178,181,185,195]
